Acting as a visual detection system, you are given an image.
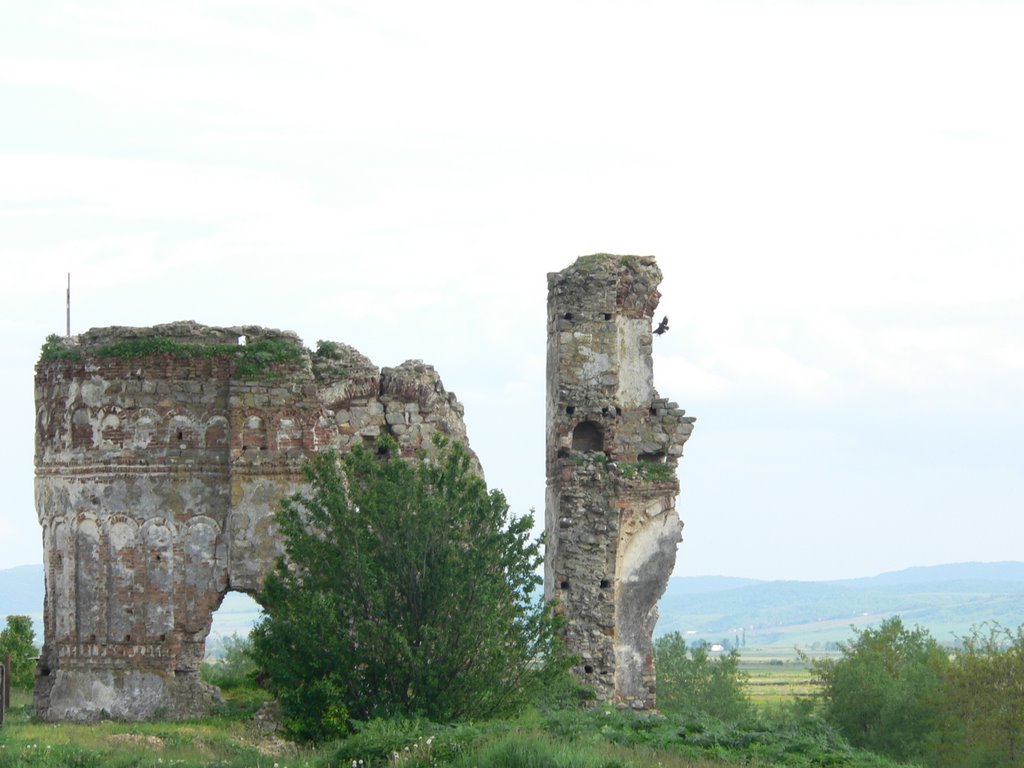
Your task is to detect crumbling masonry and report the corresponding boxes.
[545,254,694,709]
[33,322,474,722]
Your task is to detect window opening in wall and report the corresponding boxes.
[207,591,261,658]
[615,407,622,416]
[604,312,612,320]
[584,664,594,674]
[600,579,610,589]
[571,421,604,453]
[565,406,575,415]
[649,406,657,416]
[601,406,610,416]
[563,312,573,321]
[560,580,570,590]
[238,335,247,346]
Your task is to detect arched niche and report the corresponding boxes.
[275,416,304,452]
[167,412,199,450]
[571,420,604,453]
[242,415,266,452]
[205,414,229,450]
[141,518,176,640]
[71,407,93,449]
[74,515,102,643]
[106,517,140,643]
[99,408,126,448]
[131,409,161,449]
[51,519,72,641]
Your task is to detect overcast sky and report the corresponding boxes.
[2,1,1022,582]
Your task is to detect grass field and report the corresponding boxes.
[735,646,843,705]
[0,683,914,768]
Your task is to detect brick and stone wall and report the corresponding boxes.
[545,255,694,709]
[34,322,474,722]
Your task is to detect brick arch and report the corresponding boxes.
[131,408,162,449]
[71,406,94,450]
[274,411,307,454]
[241,414,267,452]
[98,407,127,448]
[166,410,201,450]
[204,413,229,450]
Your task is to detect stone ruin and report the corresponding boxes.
[33,254,692,721]
[545,254,694,709]
[33,322,474,721]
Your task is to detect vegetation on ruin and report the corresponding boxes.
[314,339,344,359]
[37,334,81,362]
[619,460,675,482]
[39,334,308,379]
[250,435,567,742]
[568,253,645,276]
[0,616,37,690]
[231,337,306,379]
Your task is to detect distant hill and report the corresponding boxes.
[6,561,1024,653]
[659,562,1024,649]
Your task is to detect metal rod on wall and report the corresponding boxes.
[66,273,71,337]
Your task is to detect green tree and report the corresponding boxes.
[654,632,749,720]
[0,615,39,689]
[251,436,563,742]
[810,617,949,761]
[939,623,1024,767]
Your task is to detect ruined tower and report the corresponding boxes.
[34,322,474,722]
[545,254,694,709]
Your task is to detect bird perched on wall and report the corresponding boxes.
[654,316,669,335]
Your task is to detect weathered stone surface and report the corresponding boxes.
[545,255,694,710]
[34,322,475,722]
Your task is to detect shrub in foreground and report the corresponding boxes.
[654,632,750,721]
[251,436,565,742]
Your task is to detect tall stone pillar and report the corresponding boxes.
[545,254,695,709]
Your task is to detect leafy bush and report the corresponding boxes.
[810,617,949,762]
[0,615,39,689]
[654,633,750,721]
[251,435,566,742]
[938,623,1024,767]
[200,633,257,690]
[38,334,81,362]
